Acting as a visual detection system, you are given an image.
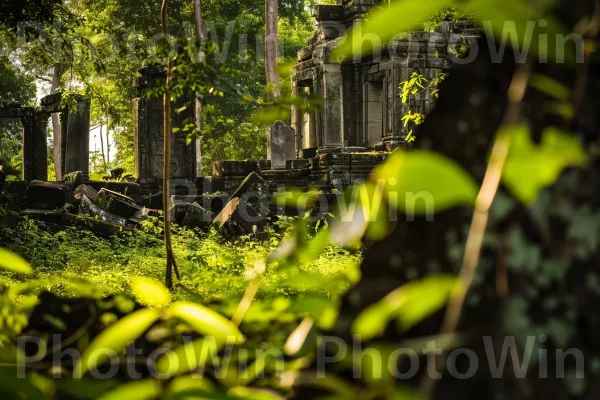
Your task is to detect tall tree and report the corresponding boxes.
[194,0,205,177]
[161,0,180,289]
[50,64,65,180]
[264,0,280,99]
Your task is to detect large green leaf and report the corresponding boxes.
[458,0,568,63]
[168,301,245,344]
[130,277,171,308]
[334,0,456,59]
[96,380,162,400]
[0,248,32,274]
[376,150,478,214]
[156,337,222,377]
[353,275,458,340]
[503,125,589,205]
[76,308,161,376]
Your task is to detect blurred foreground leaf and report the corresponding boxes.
[130,277,171,308]
[503,125,589,205]
[0,248,32,274]
[353,275,458,340]
[76,308,161,376]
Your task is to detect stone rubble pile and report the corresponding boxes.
[0,171,293,239]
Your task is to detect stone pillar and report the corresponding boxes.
[267,121,296,169]
[59,110,69,176]
[64,96,91,179]
[21,113,49,181]
[321,63,343,147]
[134,66,197,191]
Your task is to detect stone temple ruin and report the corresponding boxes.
[0,0,475,237]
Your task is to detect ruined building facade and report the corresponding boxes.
[291,0,476,154]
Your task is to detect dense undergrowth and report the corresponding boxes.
[0,212,361,336]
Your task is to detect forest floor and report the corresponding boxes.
[0,217,361,311]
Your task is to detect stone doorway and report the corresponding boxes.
[364,79,385,147]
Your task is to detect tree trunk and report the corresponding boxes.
[99,124,107,170]
[161,0,181,289]
[194,0,205,177]
[50,64,65,180]
[264,0,280,100]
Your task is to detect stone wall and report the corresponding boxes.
[291,0,479,153]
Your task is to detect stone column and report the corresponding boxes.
[134,66,197,191]
[64,96,91,179]
[321,63,343,147]
[21,113,49,181]
[268,121,296,169]
[59,110,69,176]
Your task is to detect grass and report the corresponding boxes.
[0,217,362,310]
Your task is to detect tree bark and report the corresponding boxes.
[265,0,281,100]
[50,64,65,180]
[194,0,205,176]
[161,0,181,289]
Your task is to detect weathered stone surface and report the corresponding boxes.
[128,207,160,226]
[96,189,141,219]
[267,121,296,169]
[212,161,263,177]
[25,181,70,210]
[181,202,214,230]
[63,171,84,192]
[134,66,198,188]
[79,195,127,227]
[300,148,318,159]
[169,196,192,223]
[287,159,310,170]
[141,191,163,210]
[20,209,65,224]
[212,197,268,238]
[197,176,225,193]
[229,172,271,215]
[72,184,99,204]
[64,97,91,180]
[313,4,344,21]
[0,211,20,229]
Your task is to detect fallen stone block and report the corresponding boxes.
[25,181,70,210]
[79,195,127,227]
[213,197,268,238]
[128,207,161,226]
[68,184,99,208]
[141,191,163,210]
[1,211,21,229]
[229,172,271,215]
[63,171,84,192]
[95,188,141,219]
[63,212,123,237]
[181,202,214,230]
[169,196,192,224]
[20,209,65,224]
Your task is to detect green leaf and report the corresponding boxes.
[503,125,589,205]
[458,0,568,63]
[165,376,220,399]
[334,0,456,60]
[0,249,32,274]
[530,73,571,101]
[353,275,458,340]
[130,277,171,308]
[97,380,162,400]
[168,301,245,344]
[76,308,161,376]
[156,337,222,376]
[376,150,478,214]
